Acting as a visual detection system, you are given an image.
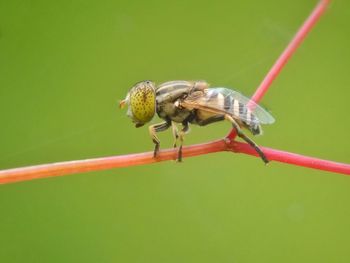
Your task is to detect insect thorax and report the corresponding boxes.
[155,81,199,123]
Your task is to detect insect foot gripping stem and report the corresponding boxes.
[176,133,183,162]
[152,138,160,158]
[148,125,161,158]
[148,121,172,158]
[224,114,269,164]
[176,147,182,162]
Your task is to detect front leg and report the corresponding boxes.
[148,121,171,157]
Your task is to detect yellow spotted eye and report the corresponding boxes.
[129,82,156,125]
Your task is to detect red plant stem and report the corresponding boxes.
[1,139,349,184]
[0,140,227,184]
[230,141,350,175]
[227,0,330,139]
[250,0,330,104]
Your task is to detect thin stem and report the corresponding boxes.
[230,141,350,175]
[227,0,330,139]
[1,139,349,184]
[0,140,227,184]
[250,0,330,104]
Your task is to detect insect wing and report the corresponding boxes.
[184,88,275,125]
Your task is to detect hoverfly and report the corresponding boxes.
[119,80,275,163]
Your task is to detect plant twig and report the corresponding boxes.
[227,0,330,139]
[0,140,225,184]
[250,0,330,104]
[1,138,349,184]
[230,141,350,175]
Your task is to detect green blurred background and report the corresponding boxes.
[0,0,349,262]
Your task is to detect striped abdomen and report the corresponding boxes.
[204,88,263,135]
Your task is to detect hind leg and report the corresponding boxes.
[225,114,269,164]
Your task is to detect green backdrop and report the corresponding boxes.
[1,0,349,262]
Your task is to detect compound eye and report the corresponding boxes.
[129,82,156,124]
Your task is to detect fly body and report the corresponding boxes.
[120,80,274,163]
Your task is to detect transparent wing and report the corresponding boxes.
[183,87,275,125]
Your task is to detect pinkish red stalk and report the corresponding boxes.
[230,141,350,175]
[1,139,349,184]
[0,140,225,184]
[250,0,330,104]
[0,0,341,185]
[0,141,226,184]
[227,0,330,139]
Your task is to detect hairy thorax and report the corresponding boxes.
[156,101,192,123]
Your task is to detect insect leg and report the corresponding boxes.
[148,121,171,157]
[177,123,190,162]
[171,122,179,148]
[224,114,269,164]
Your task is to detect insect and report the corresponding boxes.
[119,80,275,163]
